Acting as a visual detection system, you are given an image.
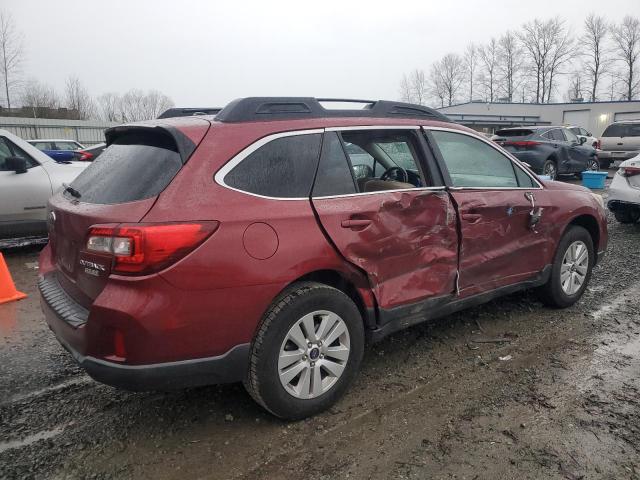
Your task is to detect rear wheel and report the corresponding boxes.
[538,226,594,308]
[244,282,364,420]
[542,159,557,180]
[614,208,640,224]
[587,158,600,171]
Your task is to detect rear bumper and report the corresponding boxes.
[39,272,251,390]
[54,329,249,391]
[598,150,639,161]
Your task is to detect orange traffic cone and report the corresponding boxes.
[0,252,27,305]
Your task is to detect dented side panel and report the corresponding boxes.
[312,189,458,309]
[450,189,552,297]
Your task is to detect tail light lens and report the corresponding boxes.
[75,151,94,161]
[618,166,640,177]
[503,141,541,147]
[595,139,601,150]
[85,222,219,275]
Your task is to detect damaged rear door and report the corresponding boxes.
[311,128,458,311]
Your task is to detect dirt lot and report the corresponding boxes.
[1,189,639,479]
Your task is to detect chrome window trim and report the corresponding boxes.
[215,125,436,201]
[326,125,420,132]
[423,126,544,190]
[313,186,446,200]
[214,128,324,201]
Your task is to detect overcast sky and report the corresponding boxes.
[5,0,639,107]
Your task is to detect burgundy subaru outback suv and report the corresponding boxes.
[39,98,607,419]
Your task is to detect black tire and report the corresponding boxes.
[587,158,600,171]
[614,209,640,224]
[538,225,594,308]
[542,159,557,180]
[244,282,364,420]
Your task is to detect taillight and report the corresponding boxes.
[503,141,541,147]
[618,166,640,177]
[595,140,601,150]
[85,222,219,275]
[76,151,94,161]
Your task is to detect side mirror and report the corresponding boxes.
[6,156,27,174]
[579,137,587,145]
[587,132,592,137]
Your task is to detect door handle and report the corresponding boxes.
[461,213,482,223]
[341,219,372,229]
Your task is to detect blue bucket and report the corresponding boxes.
[581,171,607,189]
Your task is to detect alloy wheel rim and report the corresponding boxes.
[589,160,599,171]
[278,310,350,399]
[545,163,556,179]
[560,240,589,295]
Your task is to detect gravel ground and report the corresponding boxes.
[1,184,639,480]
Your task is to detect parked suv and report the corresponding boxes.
[598,121,640,169]
[493,126,599,180]
[567,126,599,150]
[39,98,607,419]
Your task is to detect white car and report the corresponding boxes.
[607,153,640,223]
[0,129,89,241]
[568,126,599,150]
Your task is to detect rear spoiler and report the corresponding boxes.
[104,125,197,164]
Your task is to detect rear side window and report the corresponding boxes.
[602,124,627,137]
[514,164,535,187]
[431,131,518,188]
[313,132,356,197]
[224,134,322,198]
[69,131,182,204]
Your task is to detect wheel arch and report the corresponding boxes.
[567,214,600,254]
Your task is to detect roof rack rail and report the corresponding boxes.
[214,97,452,123]
[158,107,222,119]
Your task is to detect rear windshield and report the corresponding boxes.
[69,132,182,204]
[602,123,640,137]
[494,129,533,137]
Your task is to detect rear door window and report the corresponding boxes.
[224,133,322,198]
[629,124,640,137]
[69,131,183,204]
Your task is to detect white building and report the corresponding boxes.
[438,101,640,137]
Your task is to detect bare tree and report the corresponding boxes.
[399,74,413,103]
[545,18,575,102]
[428,63,446,108]
[519,19,554,103]
[0,10,23,109]
[21,79,59,115]
[611,15,640,101]
[408,70,427,106]
[65,76,96,119]
[478,38,500,102]
[437,53,464,106]
[497,31,523,101]
[582,14,610,101]
[115,89,174,122]
[97,92,121,122]
[463,43,479,102]
[566,71,584,101]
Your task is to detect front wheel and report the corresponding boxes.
[542,159,557,180]
[244,282,364,420]
[587,158,600,171]
[538,225,594,308]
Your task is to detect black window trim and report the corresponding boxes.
[423,126,543,191]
